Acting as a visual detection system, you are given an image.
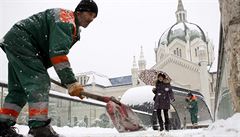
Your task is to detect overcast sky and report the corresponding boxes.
[0,0,220,81]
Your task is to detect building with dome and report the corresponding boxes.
[132,0,217,113]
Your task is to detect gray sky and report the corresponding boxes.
[0,0,220,81]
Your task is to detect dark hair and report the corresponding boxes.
[157,72,166,79]
[75,0,98,16]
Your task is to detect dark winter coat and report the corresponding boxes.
[154,81,174,110]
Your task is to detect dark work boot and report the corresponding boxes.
[28,119,59,137]
[152,110,158,130]
[0,122,23,137]
[159,124,164,131]
[165,124,170,132]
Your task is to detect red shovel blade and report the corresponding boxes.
[106,101,145,133]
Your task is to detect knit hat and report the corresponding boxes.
[75,0,98,16]
[187,92,193,97]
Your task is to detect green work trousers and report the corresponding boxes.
[190,112,198,124]
[1,27,51,128]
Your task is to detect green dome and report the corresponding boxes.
[158,22,207,47]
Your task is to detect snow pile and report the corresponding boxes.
[15,113,240,137]
[120,85,154,105]
[191,113,240,137]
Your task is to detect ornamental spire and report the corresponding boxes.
[177,0,185,11]
[175,0,187,22]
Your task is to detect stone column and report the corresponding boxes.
[219,0,240,112]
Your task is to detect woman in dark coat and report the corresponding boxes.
[152,72,175,131]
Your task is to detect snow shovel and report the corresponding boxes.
[50,79,145,133]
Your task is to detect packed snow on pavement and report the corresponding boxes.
[16,113,240,137]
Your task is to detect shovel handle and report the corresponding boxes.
[50,78,121,105]
[80,91,121,105]
[80,91,110,103]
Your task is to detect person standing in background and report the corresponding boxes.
[185,92,198,127]
[153,72,175,131]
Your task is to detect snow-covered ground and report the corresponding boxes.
[16,113,240,137]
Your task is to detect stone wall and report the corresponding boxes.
[219,0,240,112]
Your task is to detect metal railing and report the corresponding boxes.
[0,81,151,128]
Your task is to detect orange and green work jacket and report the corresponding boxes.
[0,8,80,127]
[3,8,80,85]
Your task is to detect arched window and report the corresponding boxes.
[195,48,198,56]
[179,49,182,57]
[174,48,182,57]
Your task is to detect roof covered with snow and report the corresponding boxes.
[77,71,112,87]
[109,75,132,86]
[77,71,132,87]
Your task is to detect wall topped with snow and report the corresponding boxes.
[120,85,154,105]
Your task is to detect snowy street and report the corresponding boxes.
[15,126,209,137]
[16,113,240,137]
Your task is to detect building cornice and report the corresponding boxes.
[155,54,199,72]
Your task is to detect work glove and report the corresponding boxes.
[67,82,85,99]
